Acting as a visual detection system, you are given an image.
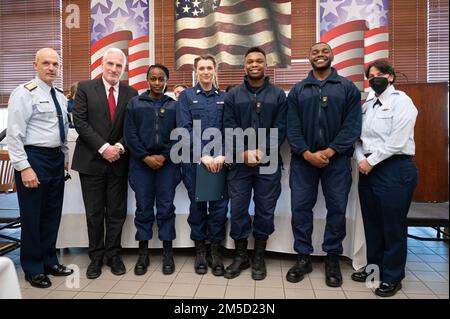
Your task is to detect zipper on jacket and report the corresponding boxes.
[154,108,160,148]
[318,87,323,144]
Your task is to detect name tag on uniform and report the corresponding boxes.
[40,101,50,104]
[216,101,224,104]
[192,100,198,104]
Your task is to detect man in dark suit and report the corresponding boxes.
[72,47,138,279]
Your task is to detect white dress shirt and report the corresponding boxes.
[102,76,119,105]
[354,85,418,166]
[98,77,124,154]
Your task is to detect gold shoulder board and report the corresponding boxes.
[24,81,37,92]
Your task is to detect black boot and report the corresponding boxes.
[162,240,175,275]
[252,239,267,280]
[286,254,312,283]
[208,240,225,276]
[325,253,343,287]
[224,240,250,279]
[194,240,208,274]
[134,240,149,276]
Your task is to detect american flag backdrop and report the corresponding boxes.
[319,0,389,92]
[90,0,150,93]
[174,0,291,70]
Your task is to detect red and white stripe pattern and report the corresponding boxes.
[90,30,133,80]
[128,36,150,94]
[321,20,369,91]
[364,26,389,90]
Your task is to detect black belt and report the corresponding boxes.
[24,145,62,153]
[365,153,412,160]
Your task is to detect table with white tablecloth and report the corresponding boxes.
[0,257,22,299]
[57,129,367,270]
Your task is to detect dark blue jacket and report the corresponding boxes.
[176,83,225,156]
[223,76,287,158]
[287,68,362,157]
[124,92,177,160]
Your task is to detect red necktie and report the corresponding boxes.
[108,86,116,123]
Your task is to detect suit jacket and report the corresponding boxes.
[72,78,138,176]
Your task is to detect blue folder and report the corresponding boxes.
[195,163,226,202]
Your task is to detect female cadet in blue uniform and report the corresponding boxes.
[176,55,228,276]
[352,60,418,297]
[124,64,180,275]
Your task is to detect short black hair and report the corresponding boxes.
[244,47,266,59]
[310,42,333,52]
[146,64,170,81]
[365,60,396,84]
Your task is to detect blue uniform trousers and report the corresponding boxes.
[290,154,352,255]
[227,164,282,241]
[183,163,229,241]
[129,156,180,241]
[358,155,417,284]
[15,146,65,276]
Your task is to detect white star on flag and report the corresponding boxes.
[342,0,365,21]
[321,0,346,18]
[91,5,109,28]
[138,20,148,30]
[111,10,129,32]
[131,1,146,19]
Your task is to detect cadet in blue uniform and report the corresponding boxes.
[6,48,73,288]
[223,47,287,281]
[124,64,180,276]
[286,42,362,287]
[176,55,228,276]
[351,60,418,297]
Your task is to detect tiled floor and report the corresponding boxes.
[2,226,448,299]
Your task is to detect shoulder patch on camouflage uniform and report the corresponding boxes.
[24,81,37,92]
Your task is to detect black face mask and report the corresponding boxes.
[369,77,389,95]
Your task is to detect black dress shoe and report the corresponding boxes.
[286,254,313,283]
[86,259,103,279]
[45,264,74,276]
[351,268,371,283]
[107,255,126,275]
[25,274,52,288]
[375,282,402,297]
[325,253,343,287]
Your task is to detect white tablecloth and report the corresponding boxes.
[57,129,367,270]
[0,257,22,299]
